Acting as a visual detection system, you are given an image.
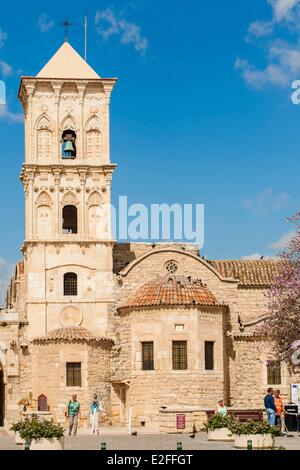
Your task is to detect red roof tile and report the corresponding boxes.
[209,259,281,286]
[32,327,113,344]
[120,275,220,309]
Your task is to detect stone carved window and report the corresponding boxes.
[267,361,281,385]
[88,191,102,237]
[85,116,101,160]
[172,341,187,370]
[141,342,154,371]
[165,260,178,274]
[66,362,81,387]
[205,341,214,370]
[36,192,52,238]
[64,272,78,296]
[36,116,52,160]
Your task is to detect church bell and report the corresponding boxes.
[64,140,75,152]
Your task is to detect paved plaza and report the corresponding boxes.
[1,428,300,450]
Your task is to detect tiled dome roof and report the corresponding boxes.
[32,327,113,344]
[120,275,220,309]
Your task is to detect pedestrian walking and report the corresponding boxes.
[264,388,276,427]
[274,389,284,432]
[90,393,102,435]
[66,394,80,436]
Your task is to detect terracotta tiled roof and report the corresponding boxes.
[120,275,221,309]
[32,327,113,344]
[209,259,281,286]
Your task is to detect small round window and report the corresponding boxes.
[165,260,178,274]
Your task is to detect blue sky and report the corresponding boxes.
[0,0,300,291]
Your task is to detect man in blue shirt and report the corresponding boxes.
[264,388,276,426]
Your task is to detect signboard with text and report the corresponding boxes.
[176,413,186,430]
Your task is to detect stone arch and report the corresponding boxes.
[87,191,102,206]
[35,115,53,160]
[119,247,237,283]
[85,116,101,160]
[61,192,79,206]
[60,115,77,132]
[36,191,52,207]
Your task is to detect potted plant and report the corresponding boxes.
[11,415,64,450]
[229,419,276,449]
[203,414,235,441]
[11,420,25,445]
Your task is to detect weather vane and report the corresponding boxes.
[59,17,73,42]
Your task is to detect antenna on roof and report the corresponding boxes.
[59,17,73,42]
[84,12,88,61]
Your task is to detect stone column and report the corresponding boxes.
[52,81,63,161]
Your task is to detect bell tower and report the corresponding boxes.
[18,42,117,339]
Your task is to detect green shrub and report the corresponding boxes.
[203,414,236,431]
[228,419,276,436]
[11,415,64,442]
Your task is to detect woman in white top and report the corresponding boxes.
[214,399,228,417]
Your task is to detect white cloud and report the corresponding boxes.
[268,0,300,21]
[237,0,300,88]
[269,230,295,250]
[95,8,148,55]
[242,188,290,216]
[0,60,12,78]
[0,28,7,49]
[0,104,23,123]
[38,14,54,33]
[248,20,274,39]
[0,258,14,307]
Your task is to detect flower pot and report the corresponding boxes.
[15,431,24,445]
[207,428,234,441]
[234,434,274,449]
[29,438,64,450]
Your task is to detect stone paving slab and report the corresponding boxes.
[1,432,300,451]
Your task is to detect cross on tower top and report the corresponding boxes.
[59,17,73,42]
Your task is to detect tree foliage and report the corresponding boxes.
[260,211,300,369]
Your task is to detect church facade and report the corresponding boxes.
[1,42,299,431]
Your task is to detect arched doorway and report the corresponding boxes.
[0,367,4,426]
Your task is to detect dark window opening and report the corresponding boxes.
[267,361,281,385]
[62,129,76,159]
[205,341,214,370]
[62,205,77,234]
[142,342,154,370]
[66,362,81,387]
[172,341,187,370]
[64,272,78,296]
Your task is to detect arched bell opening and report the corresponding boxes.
[62,205,78,234]
[62,129,77,159]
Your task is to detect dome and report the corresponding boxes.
[120,275,220,309]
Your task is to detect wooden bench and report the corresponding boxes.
[206,409,264,422]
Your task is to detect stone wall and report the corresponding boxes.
[116,305,227,427]
[31,340,112,425]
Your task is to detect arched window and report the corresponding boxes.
[62,205,77,234]
[62,129,76,159]
[64,273,78,296]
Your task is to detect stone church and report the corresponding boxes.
[0,42,299,431]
